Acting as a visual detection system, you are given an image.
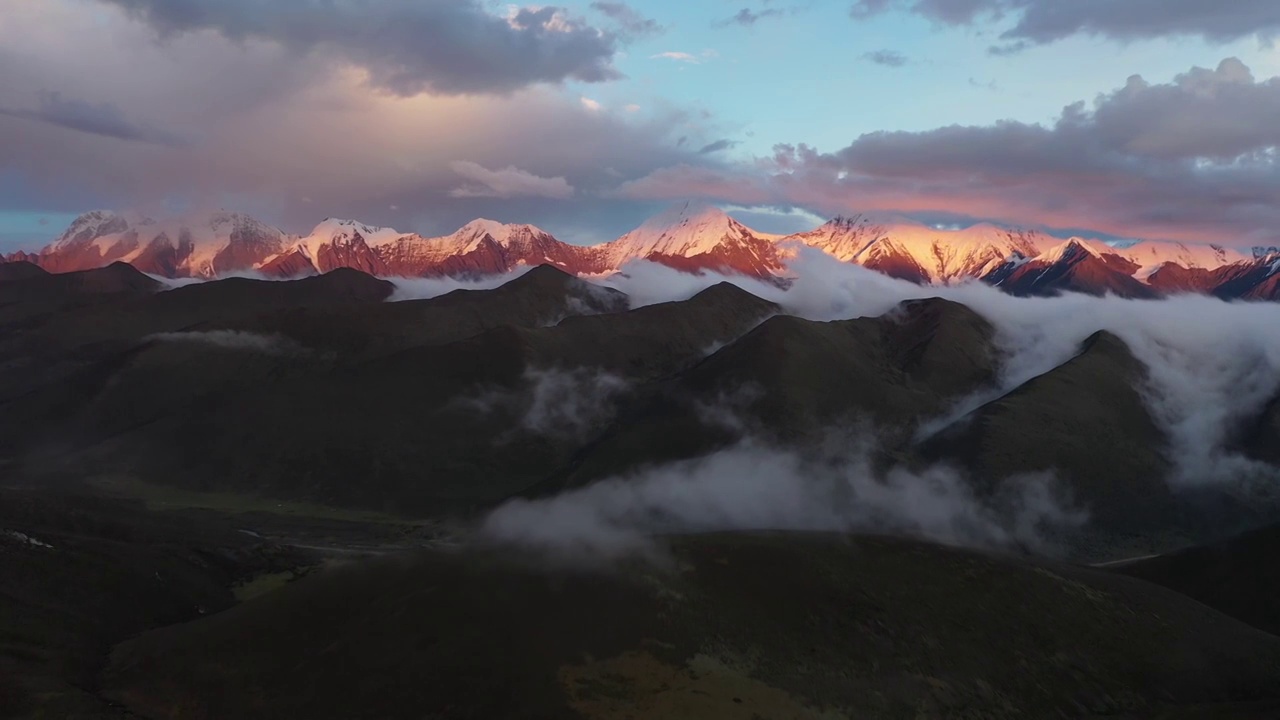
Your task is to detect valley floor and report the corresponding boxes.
[5,480,1280,720]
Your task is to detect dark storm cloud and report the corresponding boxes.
[851,0,1280,47]
[590,1,665,39]
[862,49,909,67]
[99,0,623,95]
[0,92,186,146]
[617,58,1280,245]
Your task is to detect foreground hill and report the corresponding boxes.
[103,533,1280,719]
[5,262,1280,718]
[1119,523,1280,638]
[554,297,999,488]
[7,203,1280,300]
[921,332,1170,535]
[66,280,778,513]
[0,487,306,718]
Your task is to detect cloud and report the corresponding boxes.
[651,51,701,63]
[147,330,306,355]
[590,1,665,39]
[717,7,789,27]
[579,96,604,112]
[614,58,1280,246]
[598,250,1280,491]
[482,433,1084,559]
[862,49,909,67]
[96,0,622,96]
[697,139,740,154]
[610,163,772,205]
[448,161,576,200]
[0,92,186,146]
[850,0,1280,49]
[518,369,630,441]
[0,0,725,241]
[462,368,631,445]
[388,266,537,300]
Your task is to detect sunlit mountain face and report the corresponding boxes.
[9,203,1280,300]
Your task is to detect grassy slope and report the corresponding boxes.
[1119,523,1280,638]
[105,533,1280,720]
[0,488,306,719]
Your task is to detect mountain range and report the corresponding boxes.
[7,202,1280,300]
[4,257,1280,718]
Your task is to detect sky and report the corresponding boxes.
[3,0,1280,250]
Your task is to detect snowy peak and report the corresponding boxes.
[36,210,290,277]
[52,210,130,250]
[446,219,556,251]
[785,218,1051,283]
[787,214,884,261]
[309,217,400,240]
[609,202,759,260]
[600,201,786,277]
[304,218,404,248]
[1118,240,1248,274]
[1040,238,1108,265]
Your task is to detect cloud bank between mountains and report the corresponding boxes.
[358,251,1280,558]
[134,248,1280,560]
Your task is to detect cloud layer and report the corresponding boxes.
[0,0,725,241]
[482,436,1083,559]
[5,0,1280,254]
[476,251,1279,559]
[619,58,1280,245]
[0,92,187,147]
[449,162,575,200]
[99,0,622,96]
[851,0,1280,48]
[601,250,1280,489]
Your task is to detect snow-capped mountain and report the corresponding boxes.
[370,219,612,278]
[983,238,1158,298]
[6,205,1278,301]
[784,216,1049,284]
[260,218,398,277]
[602,201,783,277]
[24,210,290,278]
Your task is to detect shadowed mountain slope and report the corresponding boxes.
[985,241,1160,299]
[51,280,778,514]
[1245,392,1280,465]
[104,533,1280,720]
[557,298,998,487]
[1120,523,1280,638]
[0,487,302,718]
[204,265,629,357]
[920,332,1172,539]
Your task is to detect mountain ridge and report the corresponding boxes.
[6,205,1279,301]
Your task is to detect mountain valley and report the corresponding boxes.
[2,258,1280,719]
